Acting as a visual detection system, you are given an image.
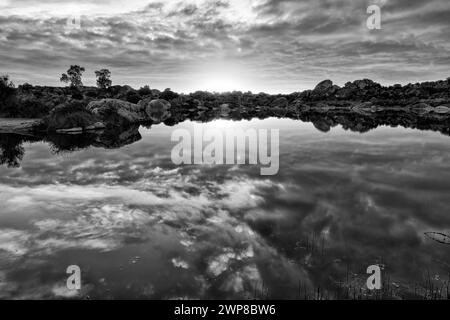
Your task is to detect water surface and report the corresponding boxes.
[1,118,450,299]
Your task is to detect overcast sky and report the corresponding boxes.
[0,0,449,93]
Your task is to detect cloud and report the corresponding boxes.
[0,0,449,92]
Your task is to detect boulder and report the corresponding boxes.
[298,90,311,100]
[353,79,376,90]
[56,127,83,134]
[351,102,374,115]
[313,80,333,93]
[45,101,98,131]
[138,98,171,123]
[219,103,231,117]
[86,99,147,126]
[85,122,106,131]
[0,118,43,133]
[311,80,339,99]
[310,102,334,113]
[433,106,450,114]
[410,102,433,115]
[312,119,331,132]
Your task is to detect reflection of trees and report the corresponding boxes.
[0,126,142,167]
[0,134,28,167]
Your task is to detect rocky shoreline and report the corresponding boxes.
[1,77,449,134]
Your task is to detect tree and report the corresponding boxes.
[60,65,85,87]
[0,74,16,101]
[0,74,14,87]
[95,69,112,89]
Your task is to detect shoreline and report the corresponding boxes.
[1,77,450,135]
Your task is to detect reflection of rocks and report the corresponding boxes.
[312,119,332,132]
[93,125,142,149]
[299,110,450,136]
[351,102,376,115]
[434,106,450,114]
[44,126,142,153]
[410,103,433,115]
[219,104,231,117]
[54,121,107,134]
[3,105,450,168]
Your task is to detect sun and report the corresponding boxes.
[190,60,250,93]
[201,76,242,93]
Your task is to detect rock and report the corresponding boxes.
[0,118,43,133]
[56,127,83,134]
[44,101,99,132]
[85,122,106,131]
[314,80,333,92]
[410,102,433,115]
[219,104,231,117]
[310,102,334,113]
[311,80,340,99]
[433,106,450,114]
[300,104,311,112]
[138,98,171,123]
[272,107,286,117]
[351,102,374,115]
[298,90,311,100]
[353,79,377,90]
[312,119,331,132]
[86,99,147,126]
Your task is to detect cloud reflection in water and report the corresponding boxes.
[0,119,450,299]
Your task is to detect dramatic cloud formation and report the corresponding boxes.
[0,0,449,92]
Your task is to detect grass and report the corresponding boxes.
[244,232,450,300]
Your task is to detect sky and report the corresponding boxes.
[0,0,449,93]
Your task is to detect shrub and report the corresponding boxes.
[138,85,152,96]
[16,98,51,118]
[72,92,84,100]
[160,88,179,101]
[85,90,98,98]
[20,83,33,91]
[126,91,141,104]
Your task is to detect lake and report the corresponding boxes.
[1,118,450,299]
